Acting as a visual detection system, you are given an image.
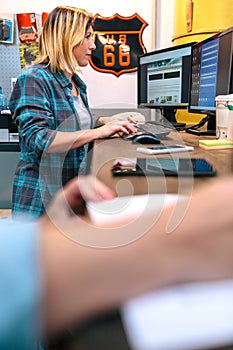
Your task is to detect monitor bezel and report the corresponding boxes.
[137,41,196,110]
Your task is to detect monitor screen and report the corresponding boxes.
[189,27,233,115]
[137,42,194,110]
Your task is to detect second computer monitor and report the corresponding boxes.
[189,27,233,115]
[137,42,195,124]
[187,26,233,134]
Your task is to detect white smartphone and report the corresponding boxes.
[137,144,194,155]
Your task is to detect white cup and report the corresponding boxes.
[227,110,233,141]
[215,95,233,139]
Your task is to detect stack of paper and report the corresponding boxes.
[199,139,233,150]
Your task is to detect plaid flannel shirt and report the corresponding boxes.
[9,64,94,218]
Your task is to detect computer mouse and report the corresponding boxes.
[131,133,160,144]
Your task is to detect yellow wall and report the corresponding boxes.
[173,0,233,45]
[172,0,233,125]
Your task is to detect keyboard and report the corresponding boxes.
[136,122,171,138]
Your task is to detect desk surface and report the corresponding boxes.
[0,142,20,152]
[90,132,233,196]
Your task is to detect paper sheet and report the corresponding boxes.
[87,193,180,225]
[121,280,233,350]
[87,192,187,248]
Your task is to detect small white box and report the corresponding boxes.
[0,129,9,142]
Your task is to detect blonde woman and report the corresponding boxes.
[9,6,136,218]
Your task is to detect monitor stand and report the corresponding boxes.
[185,114,216,136]
[161,107,186,130]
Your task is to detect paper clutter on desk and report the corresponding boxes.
[199,139,233,150]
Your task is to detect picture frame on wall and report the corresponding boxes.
[0,13,14,44]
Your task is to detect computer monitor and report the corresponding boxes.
[137,42,195,127]
[188,26,233,135]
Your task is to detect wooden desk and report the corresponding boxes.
[90,132,233,196]
[0,209,11,219]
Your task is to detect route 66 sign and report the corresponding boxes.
[90,13,148,77]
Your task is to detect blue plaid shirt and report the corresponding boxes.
[9,64,94,218]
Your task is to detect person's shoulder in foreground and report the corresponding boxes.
[0,219,40,349]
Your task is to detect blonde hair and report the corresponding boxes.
[35,6,94,73]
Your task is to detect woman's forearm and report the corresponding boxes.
[46,120,136,153]
[47,129,99,153]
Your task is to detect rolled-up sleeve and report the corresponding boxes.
[10,72,57,157]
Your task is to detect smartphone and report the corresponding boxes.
[137,144,194,155]
[112,158,217,177]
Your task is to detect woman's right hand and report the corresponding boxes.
[47,119,137,153]
[93,119,137,139]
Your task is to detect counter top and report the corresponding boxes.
[0,142,20,152]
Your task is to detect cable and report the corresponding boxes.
[184,115,211,131]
